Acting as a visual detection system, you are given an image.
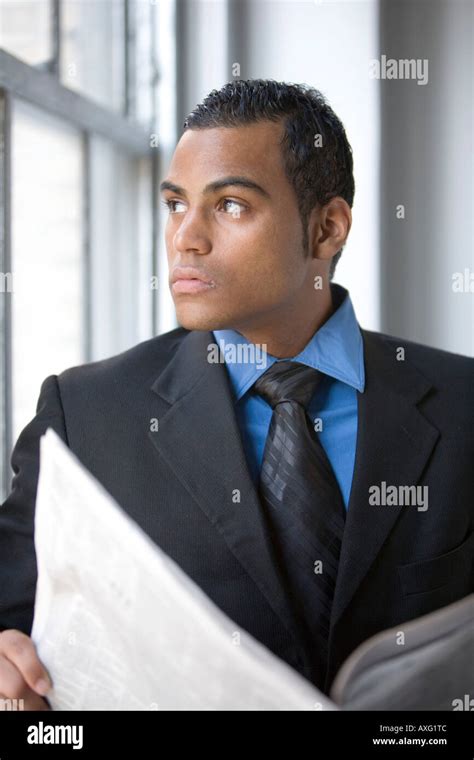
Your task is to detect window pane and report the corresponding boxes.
[133,0,157,129]
[89,135,153,360]
[61,0,125,112]
[11,99,84,441]
[0,0,52,66]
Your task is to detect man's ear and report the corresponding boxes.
[308,198,352,264]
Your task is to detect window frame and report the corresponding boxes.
[0,0,161,500]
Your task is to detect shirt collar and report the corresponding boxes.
[212,283,365,402]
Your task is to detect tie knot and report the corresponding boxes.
[254,360,322,410]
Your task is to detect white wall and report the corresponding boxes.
[379,0,473,356]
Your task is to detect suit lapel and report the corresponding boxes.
[148,328,306,654]
[329,329,440,633]
[148,326,441,683]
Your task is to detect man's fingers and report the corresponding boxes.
[0,657,51,710]
[0,655,28,699]
[0,689,51,711]
[0,630,51,695]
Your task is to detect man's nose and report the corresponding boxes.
[173,208,212,254]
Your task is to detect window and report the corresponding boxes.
[0,0,52,67]
[61,0,126,111]
[0,0,164,499]
[11,99,84,442]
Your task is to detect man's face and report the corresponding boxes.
[162,120,315,333]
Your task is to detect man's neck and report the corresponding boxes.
[231,287,335,359]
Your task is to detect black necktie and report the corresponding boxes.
[254,360,346,689]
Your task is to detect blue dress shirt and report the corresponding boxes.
[212,283,365,509]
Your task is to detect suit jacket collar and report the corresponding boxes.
[148,327,309,655]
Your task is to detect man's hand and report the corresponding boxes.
[0,629,52,710]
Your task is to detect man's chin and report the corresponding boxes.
[175,309,230,332]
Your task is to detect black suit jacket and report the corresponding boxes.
[0,326,473,693]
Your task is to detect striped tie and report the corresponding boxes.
[254,360,346,688]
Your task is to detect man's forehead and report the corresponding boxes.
[169,122,285,178]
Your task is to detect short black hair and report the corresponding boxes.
[183,79,355,279]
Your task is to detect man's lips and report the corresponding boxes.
[170,266,216,294]
[172,279,216,294]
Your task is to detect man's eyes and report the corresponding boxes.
[161,199,186,213]
[161,198,246,216]
[219,199,246,215]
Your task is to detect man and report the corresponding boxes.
[0,80,473,709]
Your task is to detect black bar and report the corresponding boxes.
[0,710,473,756]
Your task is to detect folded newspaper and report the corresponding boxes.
[32,429,474,711]
[31,429,335,711]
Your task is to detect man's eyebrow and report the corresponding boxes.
[159,175,271,199]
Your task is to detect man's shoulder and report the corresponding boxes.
[362,328,474,382]
[57,326,191,394]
